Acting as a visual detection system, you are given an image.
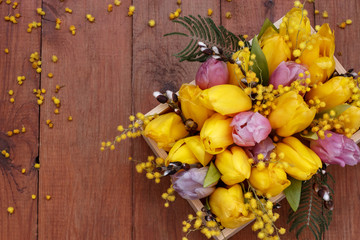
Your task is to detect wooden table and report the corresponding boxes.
[1,0,359,239]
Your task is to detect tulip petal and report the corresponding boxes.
[249,163,290,197]
[199,85,252,116]
[209,185,255,229]
[310,131,360,167]
[215,147,251,185]
[277,137,322,180]
[172,167,216,200]
[200,113,233,154]
[144,112,188,151]
[179,84,214,130]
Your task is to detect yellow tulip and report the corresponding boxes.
[299,24,335,84]
[227,49,250,86]
[260,27,291,76]
[143,112,188,151]
[209,184,254,229]
[165,136,213,166]
[276,137,322,180]
[306,76,352,111]
[249,163,291,197]
[279,7,311,52]
[340,106,360,132]
[178,84,214,131]
[215,146,251,185]
[268,91,316,137]
[200,113,233,154]
[199,85,252,115]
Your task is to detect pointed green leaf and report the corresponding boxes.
[203,162,221,187]
[300,131,318,141]
[315,104,351,119]
[258,18,279,40]
[205,197,211,210]
[250,36,269,86]
[284,177,302,212]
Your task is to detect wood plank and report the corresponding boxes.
[220,1,304,239]
[221,0,314,39]
[314,1,360,239]
[38,1,133,239]
[0,1,40,239]
[220,1,360,239]
[132,1,219,239]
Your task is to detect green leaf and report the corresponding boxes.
[284,177,302,212]
[250,36,269,86]
[203,162,221,187]
[300,131,318,141]
[165,15,249,62]
[315,104,351,119]
[205,197,211,210]
[288,173,334,240]
[258,18,279,40]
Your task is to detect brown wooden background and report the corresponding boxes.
[1,0,359,239]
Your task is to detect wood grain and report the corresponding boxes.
[220,1,360,239]
[313,1,360,239]
[38,0,133,239]
[0,0,359,240]
[0,1,40,239]
[131,1,219,239]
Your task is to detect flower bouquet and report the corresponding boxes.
[103,2,360,240]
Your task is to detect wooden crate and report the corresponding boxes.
[142,18,360,240]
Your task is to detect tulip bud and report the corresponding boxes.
[305,76,352,111]
[171,167,216,200]
[143,112,188,151]
[178,84,214,131]
[276,137,322,180]
[279,7,311,52]
[339,106,360,131]
[245,137,275,163]
[269,91,316,137]
[260,27,291,76]
[215,146,251,185]
[230,111,271,147]
[299,24,335,84]
[200,113,233,154]
[199,85,252,116]
[166,136,213,167]
[209,184,254,229]
[195,57,229,90]
[270,61,308,89]
[310,131,360,167]
[249,163,291,197]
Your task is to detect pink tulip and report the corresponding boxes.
[195,58,229,90]
[310,131,360,167]
[171,167,216,200]
[230,111,272,147]
[245,137,275,163]
[270,61,308,89]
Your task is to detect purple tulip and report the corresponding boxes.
[230,111,272,147]
[195,58,229,90]
[171,167,216,200]
[310,131,360,167]
[245,137,275,163]
[270,61,308,89]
